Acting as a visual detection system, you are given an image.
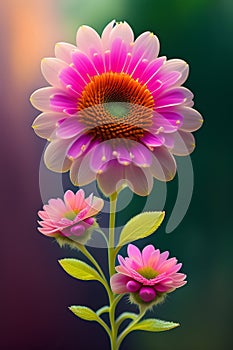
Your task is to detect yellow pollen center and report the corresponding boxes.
[64,209,79,220]
[137,266,158,279]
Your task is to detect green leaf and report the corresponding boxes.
[118,211,165,246]
[69,305,111,337]
[69,306,99,321]
[132,318,180,332]
[59,258,101,282]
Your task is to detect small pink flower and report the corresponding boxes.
[31,20,203,197]
[38,189,104,243]
[110,244,186,305]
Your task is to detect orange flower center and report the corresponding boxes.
[78,72,154,142]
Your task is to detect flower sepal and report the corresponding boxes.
[55,219,99,249]
[129,290,166,309]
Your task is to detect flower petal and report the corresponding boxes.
[110,273,129,294]
[44,138,73,172]
[41,58,68,87]
[125,163,153,196]
[101,20,116,50]
[130,143,153,167]
[132,32,160,61]
[108,21,134,49]
[76,25,103,57]
[97,160,125,196]
[142,245,156,265]
[32,112,65,139]
[178,107,203,132]
[170,130,195,156]
[67,134,93,159]
[30,87,61,112]
[127,244,143,264]
[90,142,113,172]
[155,87,194,108]
[151,146,176,181]
[55,42,77,63]
[56,117,87,139]
[70,152,97,186]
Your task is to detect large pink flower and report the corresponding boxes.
[38,189,104,244]
[31,20,203,196]
[110,244,186,305]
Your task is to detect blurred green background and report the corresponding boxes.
[1,0,232,349]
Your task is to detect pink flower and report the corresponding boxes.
[38,189,104,243]
[110,244,186,305]
[31,20,203,196]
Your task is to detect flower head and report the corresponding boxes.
[38,189,104,244]
[31,20,203,196]
[110,244,186,306]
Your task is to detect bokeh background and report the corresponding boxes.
[1,0,232,349]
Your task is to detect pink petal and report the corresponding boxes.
[108,21,134,50]
[76,25,103,57]
[142,245,156,265]
[44,138,73,172]
[74,189,85,209]
[127,244,143,264]
[151,146,176,181]
[125,164,153,196]
[41,58,68,87]
[132,32,160,61]
[149,249,161,269]
[90,142,113,172]
[101,20,116,50]
[110,38,128,73]
[157,257,178,272]
[110,273,129,294]
[84,196,104,217]
[55,42,77,64]
[67,134,92,159]
[89,50,105,74]
[178,107,203,132]
[140,56,166,85]
[158,251,170,264]
[70,152,97,186]
[59,66,87,93]
[49,92,78,114]
[115,145,132,165]
[157,59,189,87]
[171,130,195,156]
[130,143,152,167]
[72,50,98,79]
[142,132,165,147]
[38,227,59,236]
[155,87,193,108]
[97,159,125,196]
[64,190,76,210]
[30,87,61,112]
[152,110,183,133]
[56,117,87,139]
[32,112,65,139]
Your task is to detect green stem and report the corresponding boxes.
[108,192,117,277]
[76,243,106,281]
[117,309,146,348]
[76,243,112,296]
[108,192,118,350]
